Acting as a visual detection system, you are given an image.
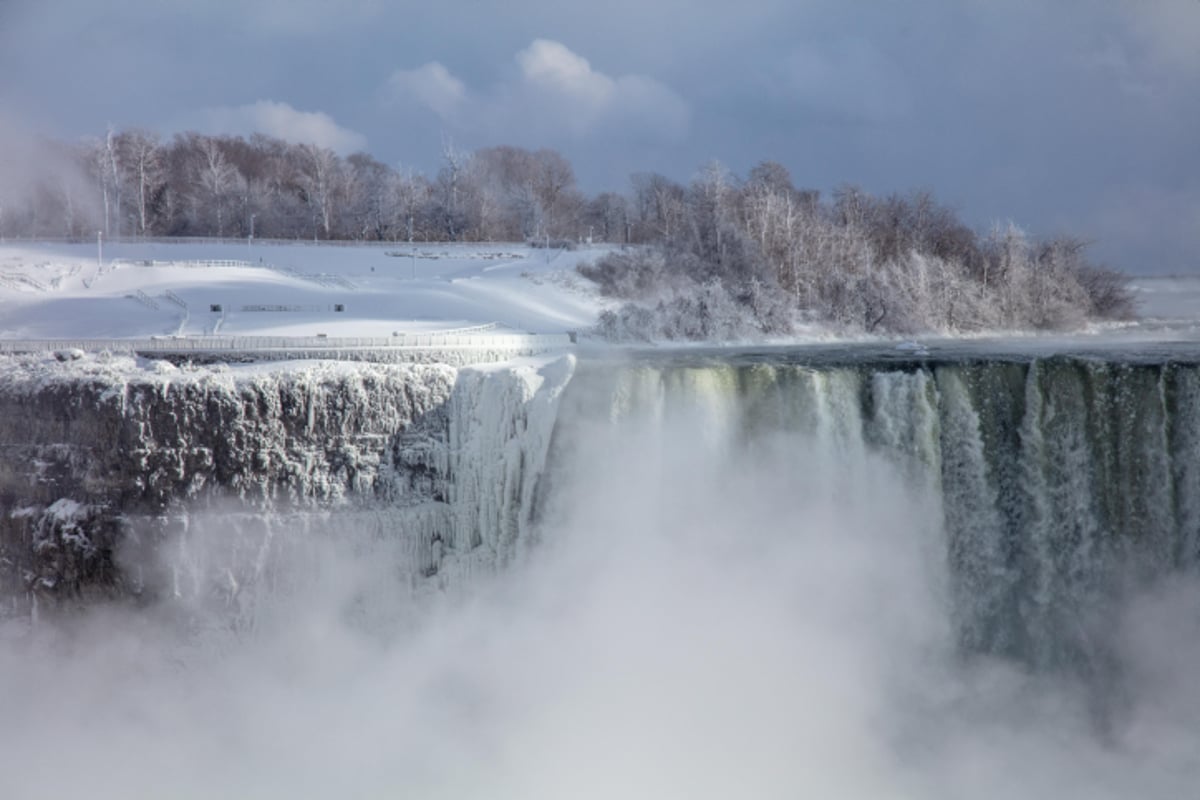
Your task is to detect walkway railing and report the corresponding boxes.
[0,332,574,356]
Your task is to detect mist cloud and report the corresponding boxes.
[181,100,368,154]
[2,399,1198,796]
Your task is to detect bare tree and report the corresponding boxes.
[530,148,580,239]
[434,139,476,241]
[192,136,243,237]
[5,124,1129,333]
[118,129,163,236]
[296,144,344,239]
[630,172,687,242]
[584,192,629,243]
[344,153,394,240]
[86,129,122,237]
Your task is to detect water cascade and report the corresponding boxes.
[2,348,1199,795]
[549,353,1200,673]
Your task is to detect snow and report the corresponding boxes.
[0,240,610,341]
[3,240,1196,349]
[45,498,85,520]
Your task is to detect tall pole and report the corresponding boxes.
[97,231,103,268]
[249,213,256,250]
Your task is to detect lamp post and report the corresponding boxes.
[97,231,103,267]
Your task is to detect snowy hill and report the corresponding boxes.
[0,240,609,340]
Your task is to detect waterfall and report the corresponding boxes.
[3,348,1199,796]
[4,348,1195,674]
[549,354,1200,673]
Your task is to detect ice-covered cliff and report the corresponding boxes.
[0,352,574,618]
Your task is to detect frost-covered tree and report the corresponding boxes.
[191,137,243,237]
[432,139,477,241]
[630,172,687,243]
[581,166,1130,340]
[86,128,123,238]
[117,129,163,236]
[297,144,345,240]
[0,123,1133,333]
[583,192,629,243]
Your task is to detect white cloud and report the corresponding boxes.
[516,39,613,105]
[385,62,467,118]
[187,100,368,154]
[381,39,689,144]
[513,39,689,139]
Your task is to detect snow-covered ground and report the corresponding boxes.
[2,239,1197,345]
[0,240,610,340]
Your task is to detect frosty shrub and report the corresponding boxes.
[576,249,671,299]
[594,279,792,342]
[578,166,1132,341]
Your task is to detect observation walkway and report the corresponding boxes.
[0,330,576,367]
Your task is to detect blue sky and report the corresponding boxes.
[2,0,1198,272]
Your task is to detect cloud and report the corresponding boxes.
[0,115,99,205]
[385,62,467,119]
[184,100,368,154]
[382,39,689,145]
[516,39,613,104]
[515,39,689,138]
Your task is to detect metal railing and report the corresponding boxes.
[111,258,258,268]
[0,332,575,356]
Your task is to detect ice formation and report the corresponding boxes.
[0,352,574,616]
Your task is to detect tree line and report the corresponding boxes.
[582,161,1133,337]
[3,128,618,244]
[2,127,1132,335]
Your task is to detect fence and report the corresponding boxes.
[0,332,575,356]
[111,258,257,268]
